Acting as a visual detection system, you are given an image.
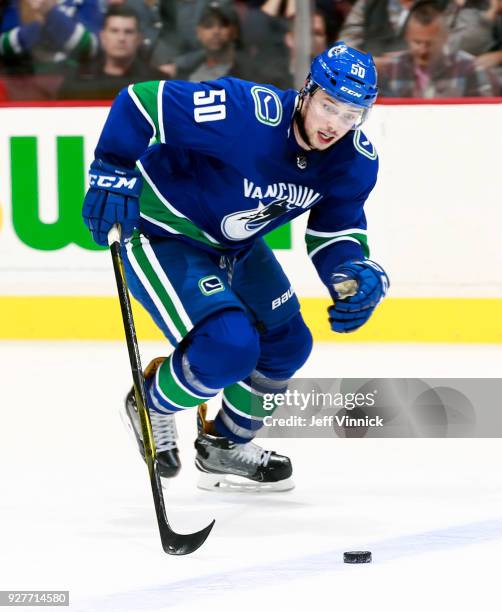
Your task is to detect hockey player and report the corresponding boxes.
[82,42,389,492]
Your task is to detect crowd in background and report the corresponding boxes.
[0,0,500,100]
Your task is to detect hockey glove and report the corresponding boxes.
[82,159,142,246]
[328,259,389,333]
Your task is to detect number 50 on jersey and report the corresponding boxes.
[193,90,227,123]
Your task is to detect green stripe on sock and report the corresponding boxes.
[224,382,275,419]
[156,356,208,408]
[130,235,189,338]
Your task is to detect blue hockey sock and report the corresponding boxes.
[147,348,218,415]
[214,371,288,443]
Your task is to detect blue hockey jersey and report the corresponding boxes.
[94,77,378,288]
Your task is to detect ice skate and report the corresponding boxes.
[122,357,181,479]
[194,405,294,492]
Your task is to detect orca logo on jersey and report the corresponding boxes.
[221,198,291,240]
[221,179,323,241]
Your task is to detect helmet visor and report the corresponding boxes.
[314,92,370,129]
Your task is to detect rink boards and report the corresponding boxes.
[0,99,500,341]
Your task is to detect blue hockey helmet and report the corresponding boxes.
[305,42,378,111]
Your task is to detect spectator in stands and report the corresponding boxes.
[169,0,235,56]
[378,0,498,96]
[475,0,502,85]
[0,0,101,75]
[446,0,498,56]
[339,0,497,69]
[105,0,163,61]
[58,5,161,99]
[284,9,330,64]
[151,0,236,76]
[339,0,415,64]
[311,9,331,54]
[156,0,292,88]
[315,0,359,41]
[234,0,292,87]
[177,3,239,81]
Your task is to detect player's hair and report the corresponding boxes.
[103,5,141,30]
[407,0,445,27]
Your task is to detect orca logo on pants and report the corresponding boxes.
[199,275,225,296]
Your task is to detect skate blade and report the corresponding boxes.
[119,403,140,448]
[121,405,179,484]
[197,472,295,493]
[120,402,151,455]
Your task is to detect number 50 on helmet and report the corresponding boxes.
[304,42,378,127]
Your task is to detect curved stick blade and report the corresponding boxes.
[161,520,216,556]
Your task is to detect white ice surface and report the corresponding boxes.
[1,341,502,612]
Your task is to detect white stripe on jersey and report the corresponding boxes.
[128,85,156,139]
[158,81,166,144]
[306,227,367,238]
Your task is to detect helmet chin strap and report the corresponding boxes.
[293,109,314,151]
[293,90,315,151]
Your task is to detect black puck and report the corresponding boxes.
[343,551,372,564]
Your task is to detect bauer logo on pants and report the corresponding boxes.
[199,275,225,296]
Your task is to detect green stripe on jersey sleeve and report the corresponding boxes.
[305,231,369,259]
[130,81,162,141]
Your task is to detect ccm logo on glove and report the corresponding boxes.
[89,174,139,190]
[82,159,142,246]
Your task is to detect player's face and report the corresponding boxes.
[100,16,142,61]
[405,18,447,68]
[297,90,364,150]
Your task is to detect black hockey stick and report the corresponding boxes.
[108,224,215,555]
